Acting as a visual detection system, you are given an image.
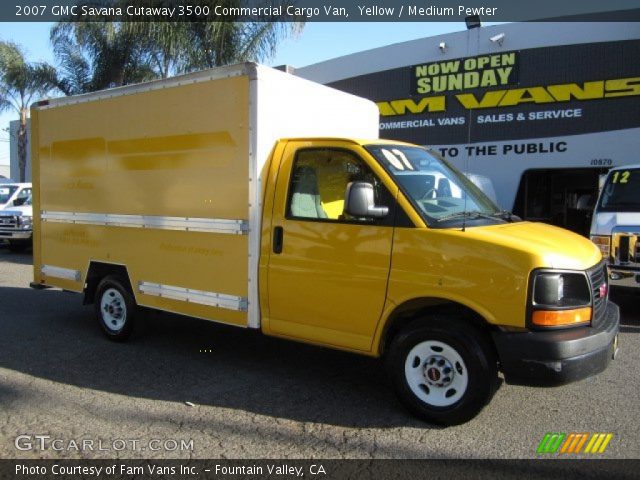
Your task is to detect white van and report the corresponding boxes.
[590,164,640,292]
[0,192,33,251]
[0,183,31,210]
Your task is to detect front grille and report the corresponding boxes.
[0,216,18,228]
[612,232,639,266]
[587,260,607,328]
[619,236,630,263]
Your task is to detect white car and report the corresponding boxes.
[0,190,33,252]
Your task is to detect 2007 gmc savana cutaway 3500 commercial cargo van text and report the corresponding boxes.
[30,63,619,425]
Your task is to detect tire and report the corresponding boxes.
[94,275,136,341]
[386,317,498,426]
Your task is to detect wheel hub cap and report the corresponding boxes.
[101,288,126,331]
[404,339,469,407]
[423,355,454,387]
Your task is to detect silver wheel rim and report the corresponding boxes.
[100,288,126,332]
[404,340,469,407]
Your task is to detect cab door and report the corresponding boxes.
[265,141,397,352]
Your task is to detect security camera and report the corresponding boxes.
[439,42,447,53]
[489,33,505,46]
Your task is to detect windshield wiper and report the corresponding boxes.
[436,211,497,222]
[492,210,518,222]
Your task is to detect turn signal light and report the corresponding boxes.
[532,307,592,327]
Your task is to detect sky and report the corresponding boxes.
[0,21,496,172]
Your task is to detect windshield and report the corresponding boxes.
[598,168,640,212]
[0,186,18,204]
[366,145,501,226]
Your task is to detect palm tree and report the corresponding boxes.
[51,22,157,95]
[0,41,58,182]
[182,7,303,70]
[127,17,303,76]
[51,0,303,87]
[126,22,191,79]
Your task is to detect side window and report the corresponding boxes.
[287,149,383,222]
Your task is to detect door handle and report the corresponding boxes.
[273,226,284,254]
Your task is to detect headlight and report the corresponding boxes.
[530,271,591,328]
[590,235,610,259]
[20,216,33,229]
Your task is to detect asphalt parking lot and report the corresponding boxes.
[1,246,639,459]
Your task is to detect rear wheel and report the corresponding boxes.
[95,275,136,341]
[386,317,498,425]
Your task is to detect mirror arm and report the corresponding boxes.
[367,206,389,218]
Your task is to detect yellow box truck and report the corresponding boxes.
[31,63,619,425]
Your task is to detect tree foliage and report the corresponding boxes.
[51,22,157,95]
[0,42,58,116]
[0,41,58,181]
[52,1,303,91]
[180,14,303,70]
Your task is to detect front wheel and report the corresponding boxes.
[94,275,136,341]
[386,318,498,425]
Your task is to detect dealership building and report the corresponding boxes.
[296,21,639,235]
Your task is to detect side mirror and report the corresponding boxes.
[576,194,594,211]
[344,182,389,218]
[13,198,25,207]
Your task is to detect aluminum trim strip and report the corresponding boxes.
[41,211,248,235]
[41,265,81,282]
[138,282,248,312]
[247,74,260,329]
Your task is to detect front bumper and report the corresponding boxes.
[492,301,619,387]
[0,229,32,240]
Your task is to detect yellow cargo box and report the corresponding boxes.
[31,63,378,328]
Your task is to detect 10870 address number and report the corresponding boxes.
[590,159,613,166]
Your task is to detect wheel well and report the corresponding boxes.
[380,298,499,357]
[83,262,133,305]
